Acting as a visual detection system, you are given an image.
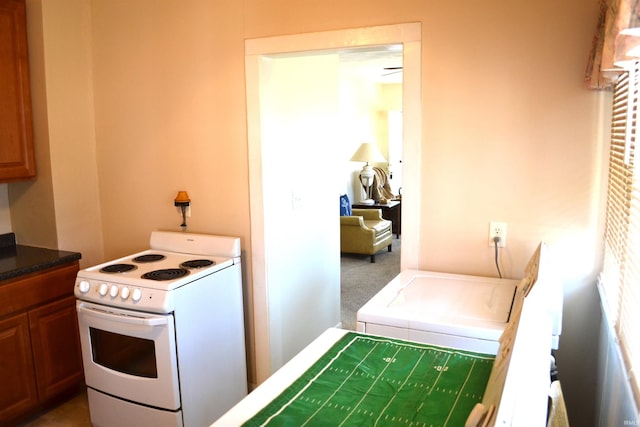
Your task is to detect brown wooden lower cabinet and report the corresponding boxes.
[0,262,83,425]
[30,296,83,401]
[0,313,38,421]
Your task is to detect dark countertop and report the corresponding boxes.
[0,233,82,282]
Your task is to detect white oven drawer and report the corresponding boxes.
[88,388,183,427]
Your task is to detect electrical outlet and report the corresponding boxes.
[489,221,506,247]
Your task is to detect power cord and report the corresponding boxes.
[493,236,503,278]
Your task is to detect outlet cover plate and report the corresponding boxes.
[489,221,506,247]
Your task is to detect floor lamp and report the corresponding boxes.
[350,142,386,205]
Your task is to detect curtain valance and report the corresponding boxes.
[586,0,640,89]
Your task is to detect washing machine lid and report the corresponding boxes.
[357,270,520,334]
[389,272,518,323]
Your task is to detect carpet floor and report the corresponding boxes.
[340,237,401,331]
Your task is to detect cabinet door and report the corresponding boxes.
[0,0,36,182]
[0,313,38,421]
[29,296,83,400]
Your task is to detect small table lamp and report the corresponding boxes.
[350,142,386,205]
[174,191,191,230]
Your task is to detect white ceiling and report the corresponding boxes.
[338,44,403,84]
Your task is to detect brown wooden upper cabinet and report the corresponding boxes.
[0,0,36,182]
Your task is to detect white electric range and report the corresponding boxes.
[74,231,247,427]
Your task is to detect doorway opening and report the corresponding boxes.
[245,23,422,384]
[337,45,404,331]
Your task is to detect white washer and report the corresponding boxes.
[357,268,562,354]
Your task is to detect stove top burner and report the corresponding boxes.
[180,259,215,269]
[100,264,137,274]
[133,254,166,263]
[142,268,189,281]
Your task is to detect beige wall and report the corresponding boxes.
[12,0,604,425]
[10,0,104,267]
[40,0,103,265]
[8,0,58,250]
[0,185,11,233]
[89,1,250,261]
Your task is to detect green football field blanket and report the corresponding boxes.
[243,332,495,427]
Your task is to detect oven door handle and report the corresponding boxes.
[77,302,169,326]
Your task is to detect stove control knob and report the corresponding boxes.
[78,280,90,293]
[132,288,142,302]
[121,287,130,300]
[99,283,108,296]
[110,285,119,298]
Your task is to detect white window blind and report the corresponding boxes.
[601,60,640,407]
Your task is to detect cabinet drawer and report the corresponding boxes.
[0,262,79,318]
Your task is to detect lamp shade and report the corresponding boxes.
[350,142,386,163]
[174,191,191,205]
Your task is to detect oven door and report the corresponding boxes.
[76,301,180,410]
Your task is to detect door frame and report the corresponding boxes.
[245,22,422,383]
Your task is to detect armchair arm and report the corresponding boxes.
[340,216,366,227]
[352,208,384,221]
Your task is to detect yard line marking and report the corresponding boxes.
[373,349,426,426]
[427,353,452,396]
[263,334,386,426]
[259,335,370,426]
[443,359,477,427]
[301,341,381,426]
[338,345,403,427]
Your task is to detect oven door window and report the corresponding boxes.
[90,327,157,378]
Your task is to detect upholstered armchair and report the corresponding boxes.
[340,195,393,262]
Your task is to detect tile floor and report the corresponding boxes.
[20,390,91,427]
